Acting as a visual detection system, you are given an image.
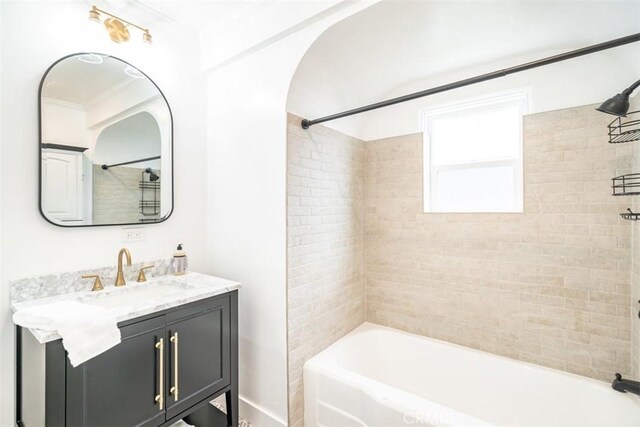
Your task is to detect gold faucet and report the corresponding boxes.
[81,274,104,292]
[115,248,132,287]
[137,265,155,282]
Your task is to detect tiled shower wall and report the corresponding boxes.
[629,97,640,379]
[632,138,640,378]
[93,166,150,224]
[287,105,637,425]
[286,114,366,427]
[365,105,632,381]
[632,207,640,378]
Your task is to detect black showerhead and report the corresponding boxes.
[145,168,159,182]
[597,79,640,117]
[596,93,630,117]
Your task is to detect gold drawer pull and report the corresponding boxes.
[155,338,164,410]
[170,332,179,401]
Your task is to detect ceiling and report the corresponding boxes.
[288,0,640,127]
[98,0,272,35]
[42,55,154,107]
[140,0,270,32]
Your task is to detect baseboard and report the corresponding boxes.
[239,395,287,427]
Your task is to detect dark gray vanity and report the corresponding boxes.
[17,289,239,427]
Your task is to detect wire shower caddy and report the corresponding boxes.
[606,110,640,144]
[612,173,640,196]
[621,208,640,221]
[139,171,160,221]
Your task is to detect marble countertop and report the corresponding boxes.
[12,272,241,344]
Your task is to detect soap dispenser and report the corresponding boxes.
[173,244,188,276]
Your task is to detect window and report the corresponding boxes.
[422,90,528,213]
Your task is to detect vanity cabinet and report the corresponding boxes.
[165,299,230,420]
[18,291,238,427]
[65,316,168,427]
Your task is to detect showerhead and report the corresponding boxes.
[597,93,631,117]
[597,79,640,117]
[144,168,159,182]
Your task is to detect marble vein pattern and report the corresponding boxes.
[11,269,241,344]
[11,258,174,303]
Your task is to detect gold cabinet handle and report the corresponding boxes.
[170,332,179,401]
[155,338,164,410]
[81,274,103,292]
[137,265,155,282]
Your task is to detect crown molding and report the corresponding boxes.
[41,98,86,112]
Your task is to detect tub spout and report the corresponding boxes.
[612,373,640,396]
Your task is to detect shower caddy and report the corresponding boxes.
[139,171,160,222]
[609,111,640,220]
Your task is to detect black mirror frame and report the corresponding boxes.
[38,52,174,228]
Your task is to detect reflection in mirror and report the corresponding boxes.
[39,53,172,227]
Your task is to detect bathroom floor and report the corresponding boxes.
[169,398,252,427]
[212,398,253,427]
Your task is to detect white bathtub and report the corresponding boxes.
[304,323,640,427]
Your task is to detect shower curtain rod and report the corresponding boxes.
[300,32,640,129]
[101,156,160,170]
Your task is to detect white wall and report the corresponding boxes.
[0,2,208,426]
[205,2,380,425]
[201,0,344,71]
[41,100,90,147]
[92,111,161,169]
[85,78,160,128]
[0,5,4,422]
[351,47,640,141]
[286,0,640,141]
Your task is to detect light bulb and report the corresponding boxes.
[88,6,101,23]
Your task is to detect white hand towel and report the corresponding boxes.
[13,300,121,367]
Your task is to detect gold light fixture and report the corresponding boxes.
[88,5,152,44]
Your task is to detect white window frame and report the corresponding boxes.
[421,89,529,213]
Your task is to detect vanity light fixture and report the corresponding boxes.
[88,5,153,45]
[597,79,640,117]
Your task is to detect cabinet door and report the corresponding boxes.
[66,316,166,427]
[41,149,83,221]
[165,295,231,419]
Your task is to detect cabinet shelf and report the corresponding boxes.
[183,403,228,426]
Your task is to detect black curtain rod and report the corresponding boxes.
[101,156,160,170]
[301,32,640,129]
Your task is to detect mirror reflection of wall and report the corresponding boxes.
[93,112,161,224]
[40,53,172,227]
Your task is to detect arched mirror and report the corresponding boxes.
[39,53,173,227]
